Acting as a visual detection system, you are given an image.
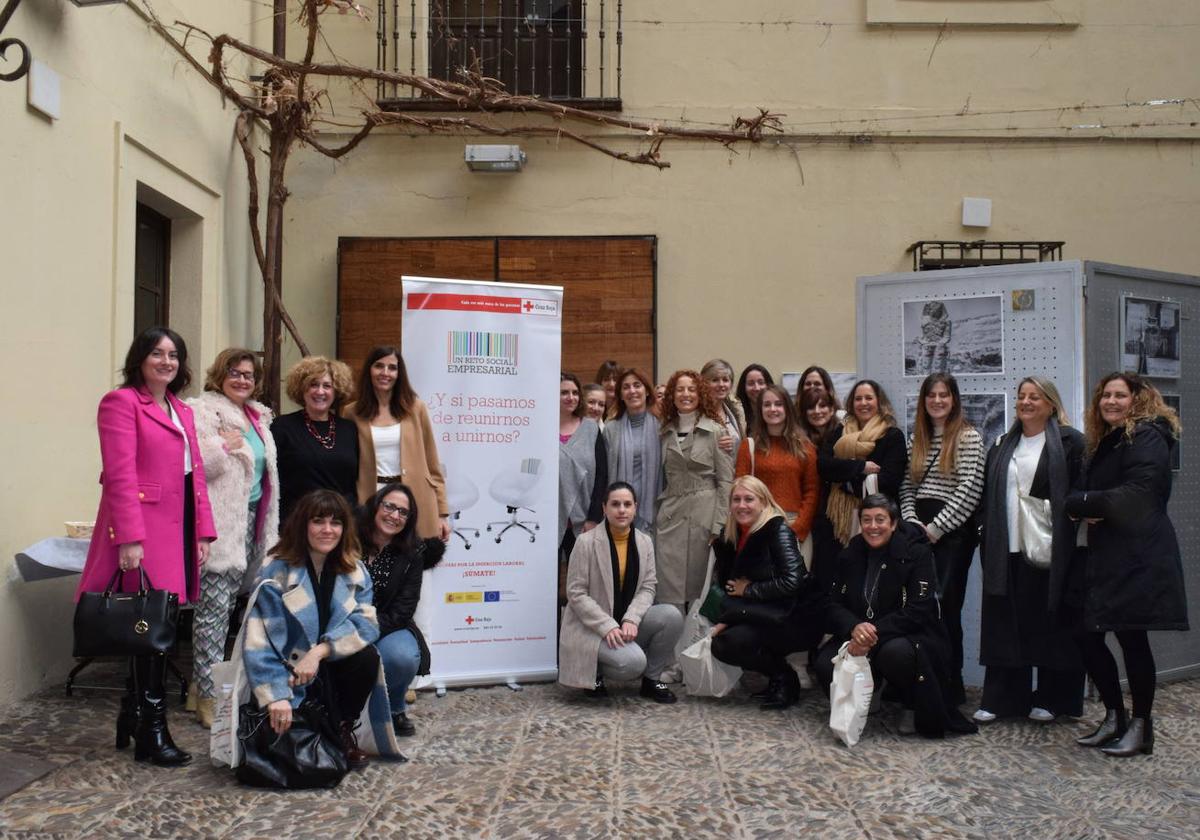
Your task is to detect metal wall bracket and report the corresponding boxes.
[0,0,31,83]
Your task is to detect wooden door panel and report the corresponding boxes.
[337,238,496,374]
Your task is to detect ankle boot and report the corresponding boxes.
[134,695,192,766]
[1101,716,1154,757]
[115,691,138,750]
[195,696,215,729]
[338,721,369,771]
[760,669,800,711]
[1076,707,1127,748]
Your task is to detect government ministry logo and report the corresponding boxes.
[447,330,519,375]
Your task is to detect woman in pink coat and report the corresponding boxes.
[76,327,217,767]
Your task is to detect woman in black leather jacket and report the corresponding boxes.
[814,494,977,738]
[711,476,823,710]
[357,482,445,737]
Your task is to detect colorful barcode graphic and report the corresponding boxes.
[448,331,519,364]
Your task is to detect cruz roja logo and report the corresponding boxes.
[462,614,494,627]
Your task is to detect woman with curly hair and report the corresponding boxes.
[272,356,359,524]
[656,369,734,611]
[1065,372,1185,757]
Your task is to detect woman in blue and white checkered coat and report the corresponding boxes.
[243,489,400,769]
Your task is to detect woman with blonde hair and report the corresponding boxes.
[186,348,280,728]
[344,346,449,540]
[976,376,1086,724]
[701,358,747,456]
[1065,372,1185,757]
[899,373,985,705]
[710,476,821,709]
[818,380,907,546]
[272,356,358,523]
[656,369,734,611]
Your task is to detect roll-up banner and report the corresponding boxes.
[402,276,562,688]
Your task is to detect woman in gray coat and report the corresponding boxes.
[655,370,735,610]
[558,483,682,702]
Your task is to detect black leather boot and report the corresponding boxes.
[760,669,800,711]
[115,684,138,750]
[1076,707,1127,748]
[751,674,782,700]
[1101,716,1154,757]
[134,696,192,766]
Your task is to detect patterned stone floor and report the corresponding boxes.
[0,664,1197,839]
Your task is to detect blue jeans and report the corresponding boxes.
[376,629,421,712]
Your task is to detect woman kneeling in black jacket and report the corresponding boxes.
[711,476,824,710]
[358,482,445,737]
[814,494,976,738]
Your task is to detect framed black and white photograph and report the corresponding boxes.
[1121,295,1181,379]
[902,295,1004,377]
[905,393,1008,450]
[1163,394,1182,471]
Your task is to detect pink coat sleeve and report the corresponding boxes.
[97,390,146,546]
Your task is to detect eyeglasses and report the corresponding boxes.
[380,501,410,518]
[226,369,257,382]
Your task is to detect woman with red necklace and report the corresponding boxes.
[272,356,359,525]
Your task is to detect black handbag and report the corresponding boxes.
[719,594,793,628]
[72,568,179,658]
[235,686,348,790]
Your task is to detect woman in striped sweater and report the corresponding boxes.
[899,373,985,706]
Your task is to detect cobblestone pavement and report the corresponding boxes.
[0,666,1196,839]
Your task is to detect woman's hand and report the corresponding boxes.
[849,621,877,656]
[289,644,329,687]
[197,540,211,566]
[1085,517,1102,525]
[922,524,939,545]
[438,517,451,542]
[581,521,599,534]
[603,626,626,649]
[710,622,728,638]
[219,426,244,451]
[118,541,144,572]
[863,461,881,475]
[620,621,639,642]
[725,577,750,597]
[718,433,734,454]
[268,699,293,735]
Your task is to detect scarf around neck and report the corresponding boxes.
[827,414,891,544]
[606,523,640,622]
[615,412,662,531]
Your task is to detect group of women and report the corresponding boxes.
[558,359,1187,751]
[77,329,449,768]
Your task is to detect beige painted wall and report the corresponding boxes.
[0,1,262,706]
[280,1,1200,380]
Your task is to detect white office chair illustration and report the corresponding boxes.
[442,463,482,550]
[485,457,542,543]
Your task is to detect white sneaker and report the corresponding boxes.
[1028,707,1055,723]
[972,708,997,724]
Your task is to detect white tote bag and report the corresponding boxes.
[210,579,274,768]
[675,548,719,661]
[828,641,875,747]
[679,636,742,698]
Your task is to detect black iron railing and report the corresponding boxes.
[907,241,1065,272]
[377,1,622,110]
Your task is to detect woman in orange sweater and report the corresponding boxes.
[735,385,820,563]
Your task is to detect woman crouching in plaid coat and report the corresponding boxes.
[243,489,401,769]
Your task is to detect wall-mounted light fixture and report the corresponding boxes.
[1,0,125,84]
[465,144,527,173]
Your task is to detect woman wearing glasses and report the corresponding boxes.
[357,483,445,738]
[186,348,280,728]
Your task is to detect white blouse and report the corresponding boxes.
[371,423,401,480]
[1006,430,1045,553]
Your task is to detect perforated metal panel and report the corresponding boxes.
[857,262,1086,687]
[1084,263,1200,680]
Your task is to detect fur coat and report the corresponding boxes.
[187,391,280,577]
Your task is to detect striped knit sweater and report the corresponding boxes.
[899,427,985,540]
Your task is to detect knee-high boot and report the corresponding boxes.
[132,654,192,766]
[115,659,138,750]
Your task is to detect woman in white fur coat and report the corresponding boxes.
[187,348,280,727]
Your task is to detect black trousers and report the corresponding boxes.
[1074,629,1157,719]
[317,646,381,726]
[928,524,975,704]
[711,623,794,677]
[814,637,919,705]
[980,665,1085,718]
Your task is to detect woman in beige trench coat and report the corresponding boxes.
[559,483,682,701]
[655,369,735,609]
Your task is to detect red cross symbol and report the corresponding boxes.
[465,615,475,624]
[523,300,534,311]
